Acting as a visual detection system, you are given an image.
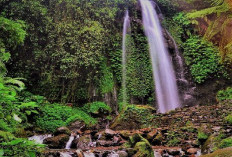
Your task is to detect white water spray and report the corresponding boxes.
[140,0,180,113]
[122,10,130,107]
[28,134,52,144]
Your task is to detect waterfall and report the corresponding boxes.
[140,0,180,113]
[122,10,130,107]
[166,31,196,105]
[65,134,75,149]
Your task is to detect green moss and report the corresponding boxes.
[111,105,156,129]
[134,141,154,157]
[218,137,232,149]
[200,147,232,157]
[126,134,154,157]
[198,132,208,140]
[35,103,98,132]
[225,114,232,124]
[167,137,180,147]
[81,101,112,114]
[65,110,97,126]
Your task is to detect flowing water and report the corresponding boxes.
[28,134,52,144]
[140,0,180,113]
[60,152,72,157]
[165,30,196,105]
[65,134,75,149]
[122,10,130,107]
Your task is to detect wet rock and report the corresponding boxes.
[105,129,117,138]
[201,135,217,154]
[126,134,154,157]
[152,133,163,145]
[147,129,158,141]
[44,152,60,157]
[119,130,134,139]
[97,140,115,147]
[76,149,84,157]
[68,121,85,131]
[167,149,181,156]
[44,134,69,149]
[117,150,128,157]
[54,127,71,136]
[187,148,198,154]
[113,135,122,143]
[76,135,92,150]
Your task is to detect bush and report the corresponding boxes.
[35,103,99,132]
[183,36,227,83]
[81,101,112,115]
[0,138,44,157]
[35,104,73,132]
[217,87,232,101]
[65,109,97,126]
[197,131,209,142]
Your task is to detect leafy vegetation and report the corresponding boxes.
[197,131,209,142]
[218,137,232,149]
[183,36,226,83]
[217,87,232,101]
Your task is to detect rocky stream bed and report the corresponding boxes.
[29,102,232,157]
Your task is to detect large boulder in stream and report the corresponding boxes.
[74,134,92,150]
[125,133,154,157]
[111,105,156,130]
[44,134,69,149]
[54,127,71,136]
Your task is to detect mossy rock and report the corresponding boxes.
[200,147,232,157]
[202,135,218,154]
[111,105,156,130]
[134,141,154,157]
[125,134,154,157]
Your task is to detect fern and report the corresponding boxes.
[210,0,224,6]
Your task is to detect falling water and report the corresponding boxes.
[122,10,130,107]
[140,0,180,113]
[65,134,75,149]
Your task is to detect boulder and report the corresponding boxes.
[54,127,71,136]
[44,134,69,149]
[76,135,92,150]
[147,129,158,141]
[125,134,154,157]
[152,133,163,145]
[111,105,156,130]
[68,121,85,131]
[117,150,128,157]
[187,148,198,154]
[76,149,84,157]
[105,129,117,138]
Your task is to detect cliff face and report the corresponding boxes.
[175,0,232,67]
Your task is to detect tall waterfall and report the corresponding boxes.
[122,10,130,107]
[140,0,180,113]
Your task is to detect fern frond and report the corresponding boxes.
[4,77,25,91]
